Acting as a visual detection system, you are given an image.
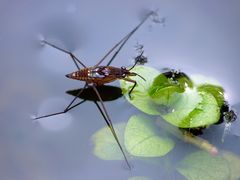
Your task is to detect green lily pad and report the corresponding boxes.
[148,72,194,106]
[120,66,160,115]
[198,84,225,107]
[149,73,182,93]
[120,66,222,128]
[124,115,174,157]
[176,151,230,180]
[160,88,201,127]
[92,123,127,160]
[148,73,185,106]
[177,74,194,89]
[162,90,220,128]
[149,72,193,100]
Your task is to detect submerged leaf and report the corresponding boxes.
[124,115,174,157]
[222,151,240,180]
[176,151,230,180]
[92,123,127,160]
[128,176,151,180]
[120,66,160,115]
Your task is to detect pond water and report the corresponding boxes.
[1,0,240,179]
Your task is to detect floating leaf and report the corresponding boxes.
[149,73,182,93]
[120,66,160,115]
[176,73,194,89]
[176,151,230,180]
[179,91,220,128]
[148,73,184,106]
[198,84,225,107]
[162,90,220,128]
[120,67,223,128]
[124,115,174,157]
[149,71,193,92]
[92,123,127,160]
[160,88,200,127]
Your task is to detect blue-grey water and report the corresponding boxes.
[1,0,240,179]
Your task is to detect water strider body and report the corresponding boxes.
[66,65,145,97]
[66,66,133,83]
[66,66,136,85]
[34,11,160,170]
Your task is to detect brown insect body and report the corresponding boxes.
[66,66,137,85]
[34,11,156,170]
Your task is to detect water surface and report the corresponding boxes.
[1,0,240,179]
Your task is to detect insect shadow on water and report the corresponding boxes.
[66,85,123,102]
[33,11,158,170]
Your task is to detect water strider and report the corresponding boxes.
[33,11,160,169]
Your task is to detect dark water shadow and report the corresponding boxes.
[66,85,123,102]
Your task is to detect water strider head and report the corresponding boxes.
[121,66,146,81]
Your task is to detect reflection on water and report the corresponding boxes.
[1,0,240,179]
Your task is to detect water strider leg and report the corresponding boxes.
[33,83,88,120]
[94,11,154,67]
[91,85,131,170]
[41,40,86,70]
[122,78,137,99]
[128,51,144,70]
